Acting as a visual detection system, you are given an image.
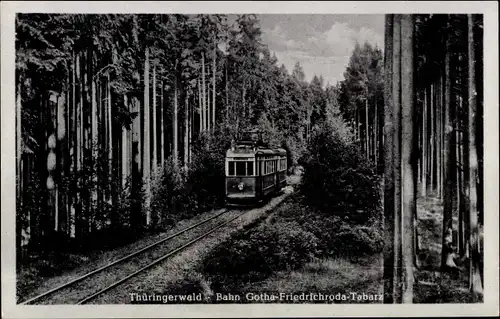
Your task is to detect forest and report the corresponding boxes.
[15,13,484,303]
[16,13,347,253]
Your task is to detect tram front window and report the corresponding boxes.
[236,162,246,176]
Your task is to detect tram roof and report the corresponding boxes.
[226,147,286,157]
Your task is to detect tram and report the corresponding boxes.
[225,129,287,206]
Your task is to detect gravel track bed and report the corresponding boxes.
[87,193,291,304]
[20,208,228,305]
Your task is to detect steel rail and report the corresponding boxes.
[20,208,229,305]
[77,209,246,304]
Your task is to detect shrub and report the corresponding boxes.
[329,223,384,257]
[186,146,226,211]
[202,220,320,291]
[300,122,382,225]
[150,157,184,228]
[273,192,383,258]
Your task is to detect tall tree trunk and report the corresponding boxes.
[365,91,369,159]
[173,61,179,170]
[212,38,216,131]
[457,83,465,255]
[76,52,84,238]
[68,52,77,238]
[198,78,203,133]
[47,92,59,238]
[152,63,157,172]
[225,59,229,120]
[207,75,211,132]
[436,76,441,199]
[160,79,165,166]
[143,47,151,226]
[130,95,141,230]
[374,99,378,164]
[202,53,207,132]
[69,51,76,238]
[392,14,403,304]
[91,55,98,217]
[107,72,113,204]
[430,83,435,194]
[16,75,25,253]
[441,26,456,269]
[184,91,190,167]
[122,95,129,188]
[400,14,415,303]
[462,71,470,260]
[440,76,444,198]
[383,14,396,304]
[84,50,92,233]
[466,13,483,299]
[422,87,427,197]
[56,91,67,235]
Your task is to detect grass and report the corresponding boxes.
[240,255,383,304]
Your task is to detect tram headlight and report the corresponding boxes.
[238,182,244,191]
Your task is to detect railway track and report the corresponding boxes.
[20,208,248,305]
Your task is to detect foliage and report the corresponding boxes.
[300,122,382,225]
[15,13,353,258]
[149,127,233,226]
[202,219,320,291]
[200,192,383,292]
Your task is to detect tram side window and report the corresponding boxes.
[247,162,254,176]
[228,161,235,176]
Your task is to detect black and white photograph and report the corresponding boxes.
[1,1,499,318]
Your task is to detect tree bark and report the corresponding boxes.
[225,59,229,120]
[76,52,84,238]
[69,51,76,238]
[152,63,157,172]
[457,77,465,255]
[383,14,396,304]
[198,78,203,133]
[16,75,24,251]
[374,99,378,164]
[202,53,207,132]
[160,79,165,166]
[392,14,403,304]
[131,95,141,230]
[91,54,98,215]
[46,91,58,237]
[143,47,151,226]
[212,37,216,131]
[467,13,483,299]
[430,83,435,194]
[441,25,456,269]
[436,76,442,199]
[56,91,67,234]
[122,94,129,188]
[365,89,369,159]
[184,91,189,167]
[107,72,113,201]
[400,14,415,303]
[173,61,179,170]
[422,87,427,197]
